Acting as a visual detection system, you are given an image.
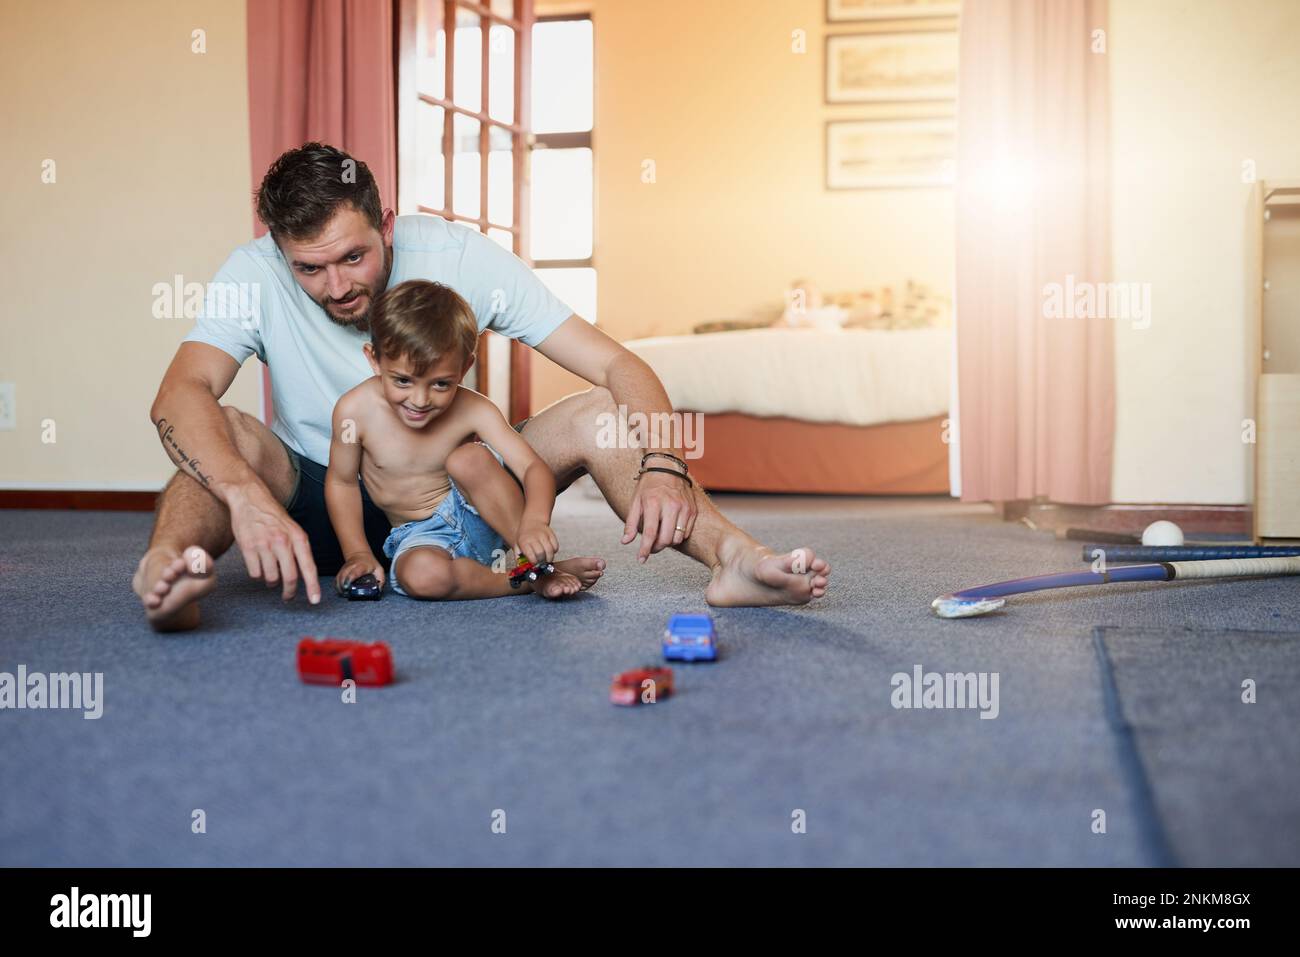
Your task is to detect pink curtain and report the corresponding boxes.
[245,0,397,422]
[954,0,1114,504]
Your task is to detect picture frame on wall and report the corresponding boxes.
[826,30,958,103]
[825,118,955,189]
[827,0,961,22]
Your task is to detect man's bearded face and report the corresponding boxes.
[278,205,394,333]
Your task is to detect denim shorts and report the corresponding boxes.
[382,446,508,597]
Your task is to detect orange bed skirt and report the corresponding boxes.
[684,412,950,495]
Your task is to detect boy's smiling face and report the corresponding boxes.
[363,343,473,430]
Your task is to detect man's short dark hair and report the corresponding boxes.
[255,142,382,242]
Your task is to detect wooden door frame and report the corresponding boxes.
[394,0,534,425]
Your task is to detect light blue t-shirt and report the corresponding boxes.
[183,214,573,465]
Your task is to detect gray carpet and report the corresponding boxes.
[2,494,1298,866]
[1095,625,1300,867]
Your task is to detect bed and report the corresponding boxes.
[623,327,951,495]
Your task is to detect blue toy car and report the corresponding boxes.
[346,573,383,601]
[662,613,717,662]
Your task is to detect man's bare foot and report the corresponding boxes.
[705,540,830,607]
[132,546,217,632]
[535,557,605,599]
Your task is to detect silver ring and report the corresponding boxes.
[675,525,685,532]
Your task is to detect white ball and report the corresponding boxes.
[1141,520,1185,547]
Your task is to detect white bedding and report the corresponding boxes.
[624,327,950,427]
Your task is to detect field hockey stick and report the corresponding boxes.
[932,556,1300,619]
[1079,544,1300,563]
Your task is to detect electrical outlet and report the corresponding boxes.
[0,383,15,431]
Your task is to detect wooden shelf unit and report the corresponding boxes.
[1251,179,1300,541]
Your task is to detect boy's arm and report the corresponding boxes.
[461,391,557,555]
[324,396,381,580]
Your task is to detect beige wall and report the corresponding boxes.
[531,0,956,410]
[1110,0,1300,503]
[0,0,259,490]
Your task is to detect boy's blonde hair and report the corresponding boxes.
[369,280,479,375]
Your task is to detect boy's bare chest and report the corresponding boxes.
[362,422,462,475]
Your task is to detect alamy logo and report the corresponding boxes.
[1042,274,1151,330]
[0,666,103,719]
[151,275,262,329]
[50,887,151,937]
[595,405,705,459]
[890,665,1000,719]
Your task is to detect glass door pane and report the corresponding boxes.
[413,102,445,212]
[487,125,513,227]
[532,19,592,133]
[415,0,445,100]
[453,7,482,114]
[488,24,515,124]
[536,268,596,324]
[530,148,592,259]
[452,113,481,219]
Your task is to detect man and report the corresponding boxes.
[134,143,830,630]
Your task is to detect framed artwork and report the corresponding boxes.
[827,0,961,22]
[825,118,955,189]
[826,30,958,103]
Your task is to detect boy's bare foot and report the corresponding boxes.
[705,539,831,608]
[534,557,605,599]
[536,570,582,598]
[132,546,216,632]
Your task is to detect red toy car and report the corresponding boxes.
[509,554,556,589]
[609,666,674,706]
[297,638,394,687]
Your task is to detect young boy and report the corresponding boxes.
[324,280,604,600]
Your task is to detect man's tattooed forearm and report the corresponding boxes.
[155,417,213,488]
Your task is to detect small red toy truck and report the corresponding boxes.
[297,638,394,687]
[609,666,674,706]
